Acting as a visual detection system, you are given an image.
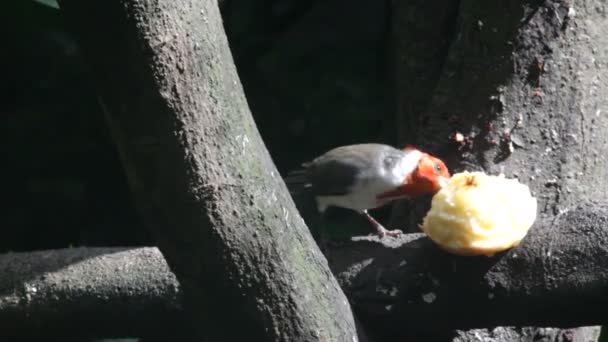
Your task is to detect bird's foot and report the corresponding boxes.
[375,225,403,238]
[363,210,403,239]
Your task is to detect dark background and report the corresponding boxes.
[1,0,397,252]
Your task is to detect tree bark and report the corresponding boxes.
[391,0,608,340]
[0,247,183,339]
[57,0,359,341]
[0,206,607,340]
[450,326,601,342]
[330,201,608,340]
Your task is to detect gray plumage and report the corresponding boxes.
[284,143,428,238]
[287,143,410,197]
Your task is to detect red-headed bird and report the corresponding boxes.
[286,143,450,238]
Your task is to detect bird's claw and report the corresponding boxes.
[376,227,403,239]
[362,210,403,239]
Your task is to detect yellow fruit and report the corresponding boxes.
[420,171,537,256]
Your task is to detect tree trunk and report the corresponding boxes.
[57,0,359,341]
[390,0,608,340]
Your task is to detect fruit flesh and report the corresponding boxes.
[421,171,537,256]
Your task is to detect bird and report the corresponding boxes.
[285,143,450,238]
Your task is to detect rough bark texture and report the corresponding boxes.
[391,0,459,146]
[389,0,608,340]
[451,326,601,342]
[0,206,607,340]
[57,0,359,341]
[330,201,608,340]
[413,0,608,208]
[0,247,183,339]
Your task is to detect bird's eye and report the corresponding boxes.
[434,164,443,173]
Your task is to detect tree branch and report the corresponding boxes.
[329,202,608,340]
[0,247,183,339]
[1,202,607,340]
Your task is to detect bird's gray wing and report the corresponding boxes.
[299,143,402,196]
[304,152,373,196]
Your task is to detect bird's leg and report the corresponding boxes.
[362,210,403,238]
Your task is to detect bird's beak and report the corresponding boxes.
[438,176,450,188]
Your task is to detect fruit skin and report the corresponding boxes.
[420,171,537,256]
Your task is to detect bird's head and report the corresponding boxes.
[408,152,450,196]
[377,146,450,201]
